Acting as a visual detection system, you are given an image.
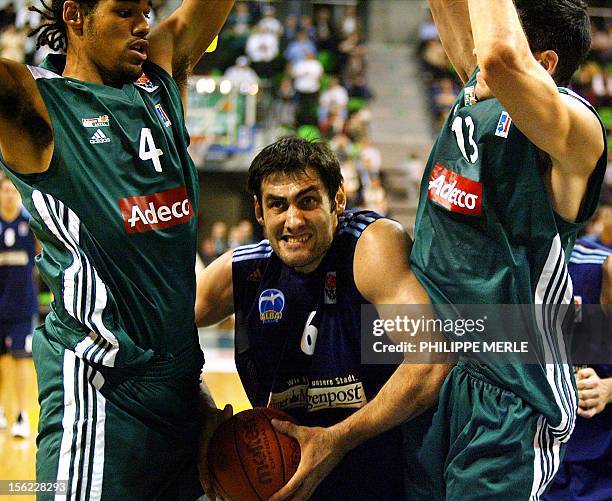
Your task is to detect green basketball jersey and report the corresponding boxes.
[411,70,607,439]
[0,55,201,368]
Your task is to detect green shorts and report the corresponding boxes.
[406,362,567,500]
[33,325,205,501]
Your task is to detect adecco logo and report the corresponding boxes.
[118,186,194,234]
[428,163,482,216]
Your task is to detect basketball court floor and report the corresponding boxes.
[0,327,250,500]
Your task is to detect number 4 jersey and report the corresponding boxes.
[411,70,607,437]
[0,54,201,368]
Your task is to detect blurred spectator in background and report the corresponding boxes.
[339,4,361,40]
[200,238,218,267]
[283,13,299,48]
[257,5,283,39]
[315,7,338,54]
[341,158,361,208]
[238,219,255,245]
[291,51,324,126]
[275,76,296,128]
[211,221,228,256]
[0,24,24,62]
[228,1,251,36]
[284,29,317,65]
[361,175,389,217]
[319,75,349,123]
[224,56,259,90]
[246,24,280,79]
[300,14,316,41]
[359,137,382,179]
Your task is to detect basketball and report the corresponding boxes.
[208,407,301,501]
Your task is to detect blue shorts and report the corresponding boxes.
[0,316,36,358]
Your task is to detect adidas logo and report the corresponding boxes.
[90,129,111,145]
[247,268,263,282]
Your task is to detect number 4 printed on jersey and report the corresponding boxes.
[139,128,163,172]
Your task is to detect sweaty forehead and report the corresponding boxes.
[261,168,325,198]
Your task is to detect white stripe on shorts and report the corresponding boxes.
[56,351,106,501]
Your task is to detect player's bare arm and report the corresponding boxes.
[467,0,604,222]
[269,219,451,501]
[195,249,235,327]
[0,59,53,175]
[427,0,476,83]
[148,0,234,91]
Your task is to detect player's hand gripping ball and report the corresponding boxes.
[208,407,301,501]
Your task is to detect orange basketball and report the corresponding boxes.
[208,407,301,501]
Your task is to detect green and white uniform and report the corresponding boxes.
[0,55,204,500]
[410,70,607,500]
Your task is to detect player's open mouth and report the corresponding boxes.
[281,235,311,244]
[129,40,149,60]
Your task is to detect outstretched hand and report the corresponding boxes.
[268,419,349,501]
[198,403,233,498]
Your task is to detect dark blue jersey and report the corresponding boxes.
[232,210,404,500]
[0,209,37,319]
[565,237,611,462]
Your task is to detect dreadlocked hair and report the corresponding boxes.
[28,0,99,52]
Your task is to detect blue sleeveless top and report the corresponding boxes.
[232,210,405,500]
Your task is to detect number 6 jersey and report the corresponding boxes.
[0,54,201,368]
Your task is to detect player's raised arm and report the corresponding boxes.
[269,219,452,501]
[427,0,476,84]
[148,0,234,80]
[0,59,53,175]
[195,249,235,327]
[467,0,604,220]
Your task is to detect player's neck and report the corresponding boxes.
[63,54,122,88]
[0,206,20,222]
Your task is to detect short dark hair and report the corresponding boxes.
[29,0,101,52]
[515,0,591,86]
[248,136,343,209]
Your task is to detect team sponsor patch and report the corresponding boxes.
[118,186,194,234]
[259,288,285,323]
[89,129,111,144]
[82,115,110,128]
[268,375,367,412]
[133,73,159,93]
[428,163,483,216]
[495,111,512,138]
[155,104,172,128]
[324,272,337,305]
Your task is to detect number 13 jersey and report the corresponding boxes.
[411,69,607,438]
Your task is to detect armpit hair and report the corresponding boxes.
[172,53,191,94]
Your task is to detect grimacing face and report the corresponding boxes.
[255,168,346,274]
[79,0,152,84]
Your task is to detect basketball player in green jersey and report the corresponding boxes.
[268,2,607,501]
[0,1,233,499]
[405,1,606,499]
